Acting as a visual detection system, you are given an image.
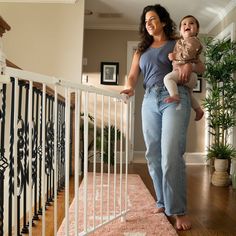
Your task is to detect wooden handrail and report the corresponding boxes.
[6,59,21,69]
[0,16,11,37]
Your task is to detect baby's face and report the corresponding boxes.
[180,17,199,39]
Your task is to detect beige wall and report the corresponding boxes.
[83,29,146,152]
[187,80,206,152]
[83,29,139,86]
[186,34,206,153]
[1,2,84,83]
[83,29,206,154]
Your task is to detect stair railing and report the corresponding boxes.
[0,66,130,236]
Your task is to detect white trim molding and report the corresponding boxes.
[184,152,207,165]
[205,1,236,33]
[131,151,207,165]
[214,22,235,41]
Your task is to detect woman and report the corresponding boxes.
[121,4,205,231]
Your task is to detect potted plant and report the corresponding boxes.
[80,113,122,173]
[207,143,236,186]
[203,36,236,186]
[79,112,95,173]
[207,143,236,161]
[96,125,121,170]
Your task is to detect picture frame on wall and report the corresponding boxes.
[101,62,119,85]
[193,77,202,93]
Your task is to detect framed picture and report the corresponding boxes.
[101,62,119,85]
[193,77,202,93]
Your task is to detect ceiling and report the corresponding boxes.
[2,0,236,34]
[84,0,236,34]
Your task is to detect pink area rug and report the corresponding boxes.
[57,173,177,236]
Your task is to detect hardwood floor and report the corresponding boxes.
[24,164,236,236]
[129,164,236,236]
[183,165,236,236]
[21,177,77,236]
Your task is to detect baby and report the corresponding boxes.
[164,15,204,121]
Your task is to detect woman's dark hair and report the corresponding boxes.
[137,4,177,54]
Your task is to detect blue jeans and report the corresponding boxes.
[141,85,191,216]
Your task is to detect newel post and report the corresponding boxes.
[0,16,11,75]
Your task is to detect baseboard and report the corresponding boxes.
[131,151,147,163]
[184,152,207,165]
[87,151,208,165]
[132,151,207,165]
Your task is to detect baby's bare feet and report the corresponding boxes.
[194,107,204,121]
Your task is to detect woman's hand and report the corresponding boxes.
[178,63,192,84]
[177,60,205,84]
[120,87,135,97]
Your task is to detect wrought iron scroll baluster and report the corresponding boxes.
[0,83,8,236]
[57,102,62,192]
[45,95,52,206]
[60,103,66,189]
[21,82,29,234]
[8,78,15,236]
[17,82,26,235]
[33,89,39,221]
[37,91,43,216]
[48,96,54,203]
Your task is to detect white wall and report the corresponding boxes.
[1,2,84,83]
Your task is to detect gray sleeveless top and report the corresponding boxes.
[139,40,176,89]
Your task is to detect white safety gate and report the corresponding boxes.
[0,67,131,236]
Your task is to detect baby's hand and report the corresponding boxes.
[168,53,174,61]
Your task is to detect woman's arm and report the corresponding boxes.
[121,51,141,97]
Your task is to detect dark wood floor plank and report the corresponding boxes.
[179,165,236,236]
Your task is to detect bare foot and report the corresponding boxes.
[152,207,165,214]
[194,107,204,121]
[175,215,191,231]
[164,95,180,103]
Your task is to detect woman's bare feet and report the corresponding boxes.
[175,215,191,231]
[194,107,204,121]
[164,95,180,103]
[152,207,165,214]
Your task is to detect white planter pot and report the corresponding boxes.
[214,159,229,172]
[212,159,230,187]
[212,171,230,187]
